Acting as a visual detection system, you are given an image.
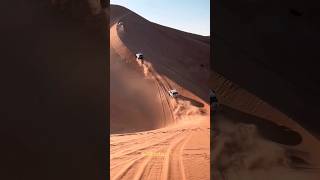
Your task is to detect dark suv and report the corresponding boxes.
[210,89,218,114]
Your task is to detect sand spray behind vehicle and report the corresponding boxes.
[212,118,316,180]
[112,22,208,126]
[136,59,153,78]
[173,99,207,120]
[135,57,207,124]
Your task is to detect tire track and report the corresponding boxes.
[111,130,184,160]
[110,12,209,179]
[112,155,146,180]
[154,72,168,126]
[134,151,166,180]
[112,131,187,179]
[137,59,176,124]
[162,132,193,180]
[153,73,176,123]
[132,155,153,180]
[111,132,167,153]
[129,131,192,180]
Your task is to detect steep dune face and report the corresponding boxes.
[111,5,210,101]
[110,5,210,180]
[211,1,320,179]
[213,0,320,134]
[110,49,166,133]
[110,6,174,133]
[110,5,210,133]
[210,62,320,180]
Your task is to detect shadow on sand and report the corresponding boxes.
[215,105,303,146]
[178,95,205,108]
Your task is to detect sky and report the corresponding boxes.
[110,0,210,36]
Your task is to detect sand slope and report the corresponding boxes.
[110,5,210,180]
[210,57,320,179]
[210,24,320,180]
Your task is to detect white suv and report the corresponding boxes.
[135,53,144,59]
[168,89,179,98]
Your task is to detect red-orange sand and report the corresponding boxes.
[110,5,210,180]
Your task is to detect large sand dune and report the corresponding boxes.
[110,5,210,180]
[210,3,320,178]
[210,42,320,180]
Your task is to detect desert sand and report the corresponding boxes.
[210,45,320,179]
[110,5,210,180]
[210,2,320,178]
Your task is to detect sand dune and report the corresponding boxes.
[210,67,320,179]
[110,5,210,180]
[111,5,210,101]
[210,28,320,180]
[210,2,320,178]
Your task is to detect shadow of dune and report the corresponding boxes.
[212,3,320,137]
[178,95,205,108]
[216,105,303,146]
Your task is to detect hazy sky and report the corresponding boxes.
[110,0,210,36]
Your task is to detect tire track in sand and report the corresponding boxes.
[111,130,183,161]
[162,131,193,180]
[111,129,193,180]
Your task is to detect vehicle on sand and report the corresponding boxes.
[135,53,144,60]
[210,89,218,113]
[168,89,179,98]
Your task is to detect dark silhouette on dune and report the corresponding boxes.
[218,105,302,146]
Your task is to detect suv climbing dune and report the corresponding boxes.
[168,89,179,98]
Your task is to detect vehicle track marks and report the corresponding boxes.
[162,132,193,180]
